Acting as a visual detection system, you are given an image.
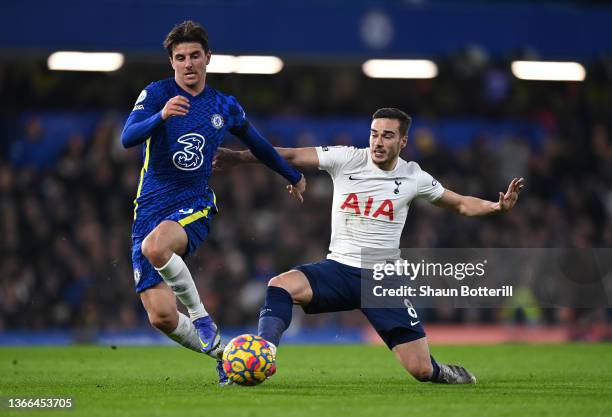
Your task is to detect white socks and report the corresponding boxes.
[168,312,224,359]
[168,311,202,353]
[168,312,201,353]
[155,253,207,320]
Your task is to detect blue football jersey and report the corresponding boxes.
[129,78,246,236]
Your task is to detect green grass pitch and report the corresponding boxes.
[1,344,611,417]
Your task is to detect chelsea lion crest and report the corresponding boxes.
[211,114,224,129]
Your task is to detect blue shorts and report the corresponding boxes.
[131,200,216,293]
[295,259,426,349]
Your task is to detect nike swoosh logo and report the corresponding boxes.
[199,338,209,349]
[410,321,420,326]
[349,175,360,180]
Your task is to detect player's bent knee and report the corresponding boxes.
[267,271,312,305]
[268,274,301,293]
[140,235,157,259]
[267,275,296,300]
[267,275,285,289]
[410,367,433,382]
[393,338,433,382]
[404,361,433,382]
[141,234,170,267]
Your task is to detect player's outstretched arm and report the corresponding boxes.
[213,147,319,171]
[231,123,307,202]
[434,177,524,216]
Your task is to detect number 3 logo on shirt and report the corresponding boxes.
[173,133,205,171]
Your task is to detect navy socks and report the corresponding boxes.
[430,355,441,381]
[257,286,293,346]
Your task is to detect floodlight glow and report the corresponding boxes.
[235,56,284,74]
[207,55,284,74]
[48,51,124,72]
[511,61,586,81]
[207,54,237,73]
[362,59,438,79]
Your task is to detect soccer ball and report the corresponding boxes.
[222,334,276,386]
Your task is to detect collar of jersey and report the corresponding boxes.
[173,80,210,99]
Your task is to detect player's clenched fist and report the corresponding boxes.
[161,95,190,120]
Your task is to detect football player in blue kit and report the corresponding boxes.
[120,20,306,384]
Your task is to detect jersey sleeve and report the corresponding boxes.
[316,146,359,178]
[233,122,302,185]
[121,82,166,148]
[226,96,248,131]
[132,82,165,116]
[416,166,445,202]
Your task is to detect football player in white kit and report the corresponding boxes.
[215,108,524,384]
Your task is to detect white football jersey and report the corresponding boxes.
[316,146,444,268]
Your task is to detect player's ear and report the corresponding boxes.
[205,51,212,65]
[400,135,408,150]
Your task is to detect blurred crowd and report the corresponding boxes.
[0,66,611,339]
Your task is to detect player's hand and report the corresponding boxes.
[212,148,243,172]
[286,174,306,203]
[161,95,190,120]
[497,177,524,212]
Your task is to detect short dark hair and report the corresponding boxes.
[372,108,412,137]
[163,20,210,56]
